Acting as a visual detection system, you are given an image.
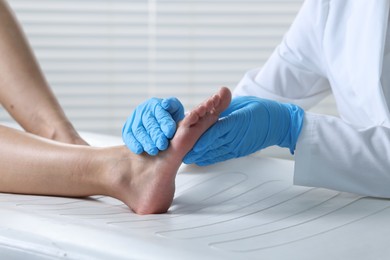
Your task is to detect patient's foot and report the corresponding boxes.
[102,87,231,214]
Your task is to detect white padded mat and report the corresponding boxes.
[0,132,389,259]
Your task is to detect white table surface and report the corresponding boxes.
[0,131,389,260]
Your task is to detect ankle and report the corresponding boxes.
[80,147,116,196]
[97,146,133,198]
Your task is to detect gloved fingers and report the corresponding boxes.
[143,110,169,151]
[194,152,237,166]
[122,115,144,154]
[122,131,144,154]
[183,144,233,165]
[183,148,205,164]
[184,106,252,164]
[184,133,232,163]
[219,96,253,117]
[220,102,239,118]
[131,123,158,156]
[154,104,177,139]
[161,97,185,122]
[191,114,239,153]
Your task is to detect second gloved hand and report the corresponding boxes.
[122,97,184,155]
[183,96,304,166]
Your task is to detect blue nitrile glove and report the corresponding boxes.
[183,96,304,166]
[122,97,185,155]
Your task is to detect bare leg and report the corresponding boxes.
[0,87,231,215]
[0,125,103,197]
[102,87,232,214]
[0,0,86,144]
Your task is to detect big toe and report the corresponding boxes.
[214,87,232,114]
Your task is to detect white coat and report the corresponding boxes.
[233,0,390,197]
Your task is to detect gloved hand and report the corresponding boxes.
[122,97,185,155]
[183,96,304,166]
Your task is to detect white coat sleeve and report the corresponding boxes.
[295,113,390,198]
[233,0,331,110]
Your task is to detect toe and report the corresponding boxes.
[212,94,220,108]
[214,87,231,114]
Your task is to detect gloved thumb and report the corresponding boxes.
[161,97,185,122]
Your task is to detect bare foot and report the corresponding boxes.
[103,87,231,214]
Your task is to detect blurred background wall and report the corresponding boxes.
[0,0,337,137]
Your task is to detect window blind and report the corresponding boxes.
[1,0,309,136]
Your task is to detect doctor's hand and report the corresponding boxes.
[122,97,185,156]
[183,96,304,166]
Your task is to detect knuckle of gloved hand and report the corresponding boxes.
[149,97,161,107]
[142,112,155,128]
[153,104,163,114]
[156,137,168,150]
[165,97,178,107]
[162,117,175,131]
[144,118,154,130]
[134,126,145,137]
[150,127,162,140]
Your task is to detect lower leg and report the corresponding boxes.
[0,125,104,197]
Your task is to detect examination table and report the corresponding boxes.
[0,131,389,260]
